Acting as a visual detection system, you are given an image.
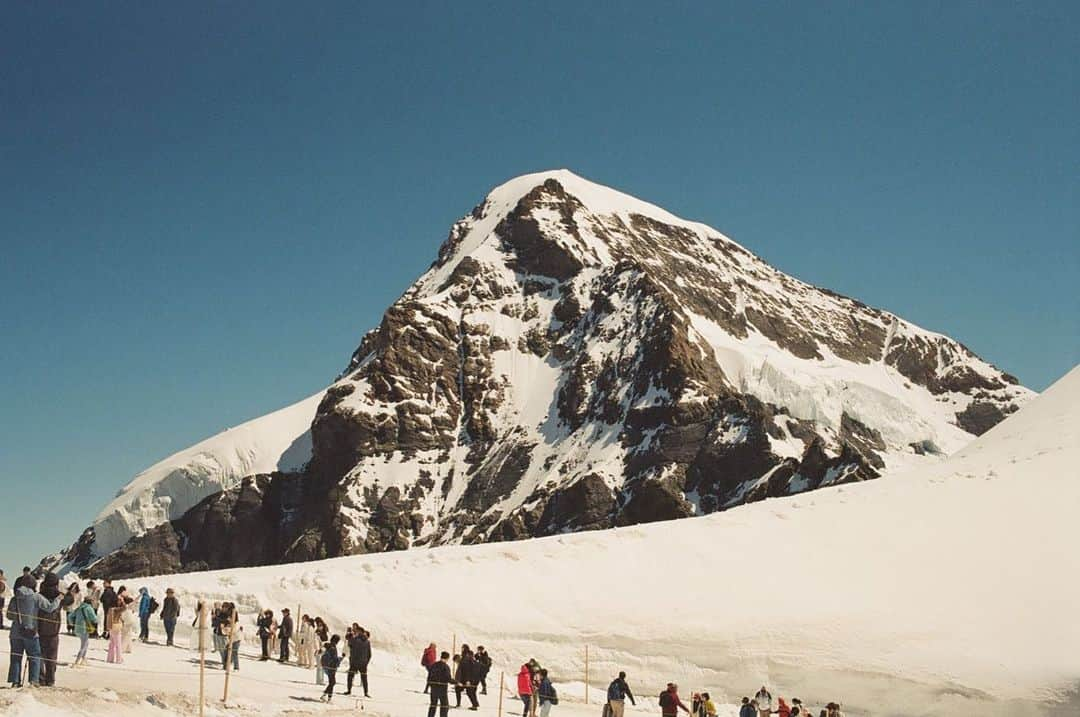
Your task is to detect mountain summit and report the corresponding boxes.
[52,170,1031,576]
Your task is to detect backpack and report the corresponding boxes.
[149,597,160,614]
[548,685,559,706]
[659,691,674,709]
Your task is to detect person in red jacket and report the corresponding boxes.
[776,698,791,717]
[518,663,534,717]
[422,642,438,694]
[660,683,690,717]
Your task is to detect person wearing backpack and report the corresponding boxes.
[476,646,493,694]
[659,683,689,717]
[6,575,62,687]
[607,671,637,717]
[754,687,772,717]
[422,641,437,693]
[538,668,558,717]
[72,595,98,666]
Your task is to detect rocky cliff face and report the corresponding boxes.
[49,170,1032,578]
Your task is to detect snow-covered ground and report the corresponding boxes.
[7,365,1078,716]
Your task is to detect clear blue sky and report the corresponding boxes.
[2,2,1077,569]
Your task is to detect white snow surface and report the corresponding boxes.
[30,364,1078,717]
[89,392,323,559]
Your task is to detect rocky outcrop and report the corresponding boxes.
[57,170,1033,579]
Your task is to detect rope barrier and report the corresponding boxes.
[6,593,837,713]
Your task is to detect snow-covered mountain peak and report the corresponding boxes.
[49,170,1033,578]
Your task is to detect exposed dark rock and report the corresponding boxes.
[955,401,1009,437]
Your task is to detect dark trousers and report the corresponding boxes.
[466,685,479,708]
[480,673,488,694]
[279,635,290,661]
[521,694,532,716]
[139,614,150,640]
[347,664,369,695]
[39,634,59,686]
[0,598,4,629]
[323,668,336,696]
[429,689,450,717]
[260,634,270,659]
[163,618,176,645]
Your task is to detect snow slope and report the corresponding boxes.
[90,392,323,557]
[73,364,1079,717]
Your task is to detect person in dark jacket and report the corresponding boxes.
[608,671,637,717]
[257,609,273,660]
[427,651,453,717]
[538,669,557,717]
[319,635,343,702]
[346,625,372,697]
[738,698,756,717]
[160,588,180,646]
[456,648,481,710]
[660,683,690,717]
[476,646,492,694]
[137,588,153,642]
[37,572,67,687]
[14,567,34,591]
[6,578,62,687]
[277,608,293,662]
[99,580,117,640]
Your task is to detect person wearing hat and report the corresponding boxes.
[278,607,293,662]
[6,573,62,687]
[160,588,180,646]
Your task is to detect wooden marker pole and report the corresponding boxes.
[498,671,505,717]
[452,632,457,658]
[585,644,590,705]
[222,607,238,702]
[198,603,206,717]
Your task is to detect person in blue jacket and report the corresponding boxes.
[137,588,153,642]
[319,634,343,703]
[6,578,63,687]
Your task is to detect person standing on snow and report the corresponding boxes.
[71,594,98,666]
[6,575,63,687]
[422,641,438,693]
[538,668,558,717]
[257,609,274,660]
[608,671,637,717]
[36,572,67,687]
[427,651,453,717]
[160,588,179,646]
[754,687,772,717]
[659,683,690,717]
[277,608,293,663]
[319,634,343,702]
[106,601,126,664]
[99,580,117,640]
[346,625,372,697]
[137,587,153,642]
[738,698,756,717]
[457,647,481,710]
[517,662,535,717]
[476,645,492,694]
